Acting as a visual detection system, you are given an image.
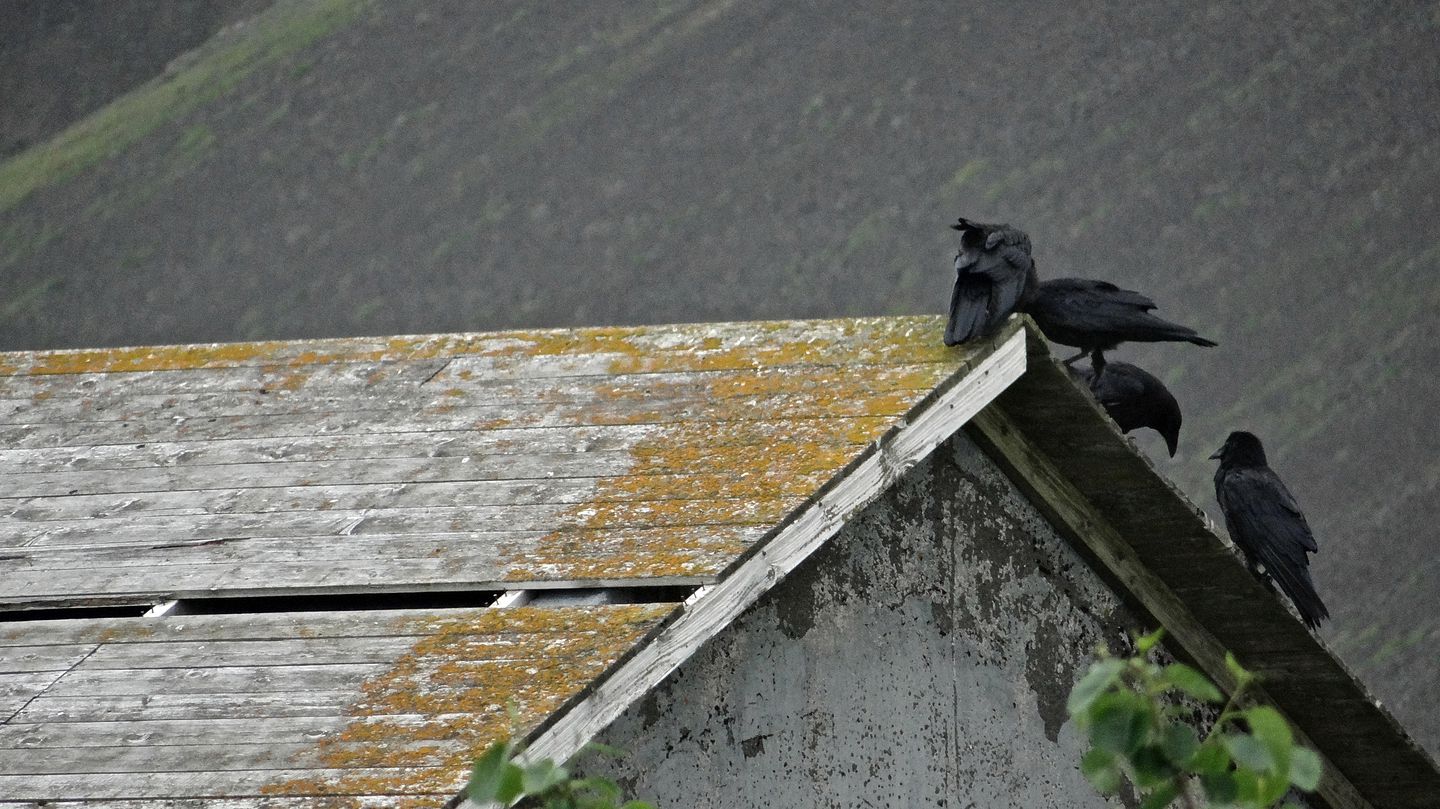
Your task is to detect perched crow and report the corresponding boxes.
[1071,352,1182,456]
[1211,431,1330,629]
[1023,278,1217,364]
[943,218,1037,346]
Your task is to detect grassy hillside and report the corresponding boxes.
[2,0,1437,755]
[0,0,275,157]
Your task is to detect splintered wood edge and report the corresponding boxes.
[449,327,1028,809]
[964,405,1371,809]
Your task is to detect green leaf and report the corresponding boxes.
[1290,746,1322,791]
[1139,781,1181,809]
[1131,745,1176,788]
[495,763,524,803]
[1159,724,1198,766]
[521,759,568,795]
[1244,706,1294,771]
[1224,732,1275,773]
[1159,663,1224,703]
[1089,692,1151,754]
[1135,628,1166,654]
[1234,767,1264,804]
[1200,769,1238,803]
[620,802,657,809]
[468,739,514,801]
[1188,737,1230,775]
[1081,748,1122,794]
[1224,651,1253,687]
[572,776,622,803]
[1257,771,1292,806]
[1068,659,1126,716]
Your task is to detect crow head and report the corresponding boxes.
[1211,430,1267,467]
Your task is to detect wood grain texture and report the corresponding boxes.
[0,605,673,800]
[1,315,988,607]
[0,315,1020,803]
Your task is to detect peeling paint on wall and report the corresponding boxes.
[577,434,1153,807]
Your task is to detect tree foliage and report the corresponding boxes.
[1068,629,1322,809]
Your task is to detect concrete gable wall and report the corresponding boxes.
[577,434,1167,807]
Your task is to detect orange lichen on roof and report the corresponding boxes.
[260,604,673,800]
[496,322,986,582]
[0,315,954,377]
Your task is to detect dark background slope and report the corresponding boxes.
[2,0,1437,755]
[0,0,273,157]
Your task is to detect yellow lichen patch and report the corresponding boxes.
[259,605,671,798]
[0,315,959,378]
[504,330,975,580]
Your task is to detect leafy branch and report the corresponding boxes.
[468,737,654,809]
[1067,629,1322,809]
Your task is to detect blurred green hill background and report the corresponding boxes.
[3,0,1437,757]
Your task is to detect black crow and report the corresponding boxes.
[1023,278,1217,364]
[943,218,1037,346]
[1211,431,1330,629]
[1071,352,1183,456]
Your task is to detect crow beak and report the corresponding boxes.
[949,223,964,231]
[1208,448,1224,460]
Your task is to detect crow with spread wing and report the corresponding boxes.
[943,218,1037,346]
[1212,431,1330,629]
[1023,277,1217,364]
[1071,352,1183,456]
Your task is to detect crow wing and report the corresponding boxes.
[1042,279,1159,325]
[1091,365,1157,435]
[944,269,990,345]
[1217,466,1328,626]
[1033,278,1213,345]
[944,241,1032,345]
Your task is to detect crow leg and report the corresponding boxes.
[1060,348,1089,366]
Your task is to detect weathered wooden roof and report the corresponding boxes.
[0,605,670,804]
[0,316,988,609]
[0,315,1026,804]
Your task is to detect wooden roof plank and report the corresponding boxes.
[0,362,952,427]
[10,691,364,724]
[0,316,958,378]
[0,645,96,675]
[2,604,674,798]
[0,397,919,451]
[2,450,841,503]
[0,358,449,401]
[3,472,835,524]
[0,525,763,573]
[0,386,933,450]
[0,794,417,800]
[0,418,888,474]
[0,769,454,801]
[0,712,538,752]
[0,671,66,720]
[0,741,457,777]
